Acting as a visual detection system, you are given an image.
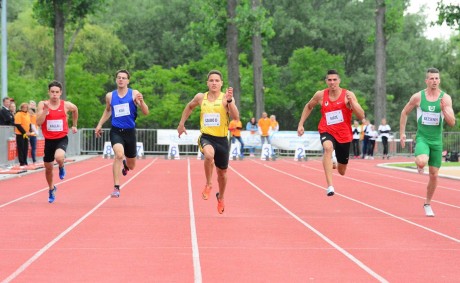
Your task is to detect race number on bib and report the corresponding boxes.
[46,120,63,132]
[421,111,440,126]
[113,103,131,118]
[203,113,220,127]
[325,110,344,125]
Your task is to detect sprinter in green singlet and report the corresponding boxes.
[400,68,456,217]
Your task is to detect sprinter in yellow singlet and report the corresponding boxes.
[177,70,240,214]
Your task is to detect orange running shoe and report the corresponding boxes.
[202,184,212,200]
[216,192,225,214]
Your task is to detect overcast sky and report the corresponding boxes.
[406,0,459,39]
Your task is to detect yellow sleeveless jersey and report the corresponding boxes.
[200,92,229,137]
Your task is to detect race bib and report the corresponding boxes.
[203,113,220,127]
[47,120,63,132]
[113,103,130,118]
[325,110,344,125]
[421,111,440,126]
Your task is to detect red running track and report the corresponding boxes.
[0,155,459,282]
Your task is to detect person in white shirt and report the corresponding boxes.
[367,125,379,159]
[351,120,361,158]
[378,118,391,159]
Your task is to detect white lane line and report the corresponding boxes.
[261,162,460,243]
[288,160,460,210]
[1,159,158,283]
[229,165,388,283]
[0,163,113,208]
[187,158,202,283]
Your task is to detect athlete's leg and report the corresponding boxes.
[322,140,334,187]
[216,167,227,199]
[426,166,439,204]
[202,144,215,187]
[112,143,125,186]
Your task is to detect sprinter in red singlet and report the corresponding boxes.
[37,80,79,203]
[297,69,365,196]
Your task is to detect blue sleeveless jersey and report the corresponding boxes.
[111,88,137,129]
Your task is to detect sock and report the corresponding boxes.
[114,185,120,190]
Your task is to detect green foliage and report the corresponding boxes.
[33,0,106,28]
[281,47,349,130]
[65,53,107,128]
[436,1,460,29]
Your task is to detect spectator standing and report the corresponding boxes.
[258,112,271,145]
[361,119,372,159]
[229,118,245,158]
[367,125,379,159]
[351,120,361,158]
[28,100,39,164]
[14,103,31,166]
[245,117,258,157]
[0,97,14,125]
[378,118,391,159]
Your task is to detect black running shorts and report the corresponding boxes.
[198,133,230,169]
[320,132,350,165]
[44,136,68,163]
[110,126,137,158]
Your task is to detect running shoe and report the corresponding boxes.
[326,186,335,196]
[417,166,424,174]
[424,204,435,217]
[48,186,57,203]
[59,166,66,180]
[202,184,212,200]
[122,159,129,176]
[216,192,225,214]
[111,188,120,198]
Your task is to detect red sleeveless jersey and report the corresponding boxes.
[318,88,353,143]
[41,100,69,139]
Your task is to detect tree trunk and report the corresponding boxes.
[374,0,386,124]
[252,0,264,120]
[54,1,66,99]
[226,0,241,111]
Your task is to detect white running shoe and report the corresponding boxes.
[417,166,424,174]
[424,204,434,217]
[326,186,335,196]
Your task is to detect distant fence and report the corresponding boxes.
[2,126,460,165]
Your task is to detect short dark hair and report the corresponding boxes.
[2,97,10,103]
[426,67,439,74]
[48,80,63,90]
[325,69,340,80]
[116,69,130,79]
[207,70,223,80]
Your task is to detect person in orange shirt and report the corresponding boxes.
[258,112,271,145]
[229,118,245,158]
[270,115,279,132]
[14,102,32,166]
[28,100,39,164]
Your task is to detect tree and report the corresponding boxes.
[436,1,460,29]
[33,0,105,99]
[374,0,407,124]
[374,0,386,125]
[226,0,242,110]
[251,0,264,120]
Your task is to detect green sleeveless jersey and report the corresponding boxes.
[416,90,444,143]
